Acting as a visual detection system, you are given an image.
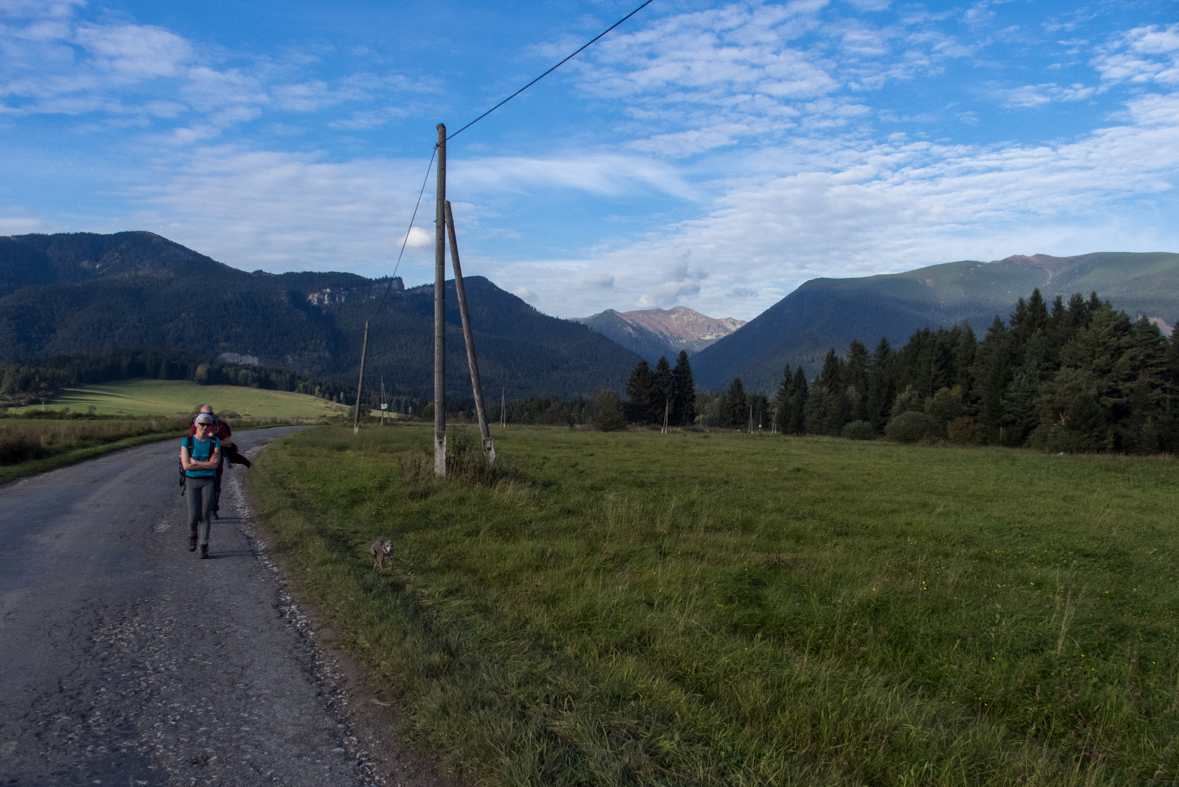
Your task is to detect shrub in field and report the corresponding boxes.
[946,415,983,445]
[841,420,876,440]
[886,411,941,443]
[592,390,627,432]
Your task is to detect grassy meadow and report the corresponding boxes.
[247,425,1179,787]
[9,378,348,418]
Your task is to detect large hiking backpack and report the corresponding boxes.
[179,436,195,495]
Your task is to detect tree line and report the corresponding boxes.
[755,290,1179,453]
[0,349,357,406]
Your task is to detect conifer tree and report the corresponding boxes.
[819,348,843,393]
[654,356,673,423]
[788,366,809,434]
[625,359,659,425]
[971,316,1013,441]
[866,337,895,433]
[723,377,747,429]
[774,364,794,433]
[843,340,869,423]
[671,351,696,426]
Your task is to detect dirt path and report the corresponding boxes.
[0,427,453,787]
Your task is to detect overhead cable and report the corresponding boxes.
[446,0,656,141]
[372,147,436,318]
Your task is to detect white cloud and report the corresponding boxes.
[451,152,699,201]
[990,82,1097,108]
[130,146,440,276]
[404,226,432,248]
[1094,24,1179,86]
[73,23,192,81]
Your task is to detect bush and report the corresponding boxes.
[841,420,876,441]
[886,411,941,444]
[890,385,922,420]
[592,390,627,432]
[946,416,983,445]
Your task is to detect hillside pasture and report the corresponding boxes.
[248,425,1179,787]
[11,378,347,418]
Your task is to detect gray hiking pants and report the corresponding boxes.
[186,476,216,546]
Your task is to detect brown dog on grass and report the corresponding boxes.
[370,540,393,571]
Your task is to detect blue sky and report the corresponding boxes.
[1,0,1176,321]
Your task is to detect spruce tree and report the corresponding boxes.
[774,364,794,433]
[789,366,809,434]
[671,351,696,426]
[654,356,673,424]
[866,337,895,433]
[971,316,1013,441]
[723,377,747,428]
[625,360,659,425]
[843,340,869,423]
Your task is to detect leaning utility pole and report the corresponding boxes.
[434,124,447,477]
[353,320,369,435]
[445,201,495,468]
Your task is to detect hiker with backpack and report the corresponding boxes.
[186,405,250,519]
[181,413,221,558]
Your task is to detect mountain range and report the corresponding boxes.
[690,251,1179,394]
[3,232,1177,402]
[0,232,641,400]
[571,307,745,364]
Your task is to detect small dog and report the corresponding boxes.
[370,540,393,571]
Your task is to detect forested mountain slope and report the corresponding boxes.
[0,232,641,398]
[693,252,1179,393]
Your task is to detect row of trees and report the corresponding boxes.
[763,290,1179,453]
[623,351,697,426]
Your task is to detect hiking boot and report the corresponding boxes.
[199,544,209,559]
[212,509,220,520]
[188,534,197,552]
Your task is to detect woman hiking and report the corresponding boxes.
[181,413,221,559]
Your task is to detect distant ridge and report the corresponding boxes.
[691,251,1179,394]
[0,231,642,399]
[573,306,745,364]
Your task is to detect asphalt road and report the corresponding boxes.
[0,427,427,787]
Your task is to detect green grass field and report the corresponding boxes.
[11,378,348,418]
[247,425,1179,787]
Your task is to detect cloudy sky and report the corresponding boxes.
[1,0,1176,320]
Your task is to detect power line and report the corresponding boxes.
[372,146,436,318]
[446,0,656,141]
[372,1,656,315]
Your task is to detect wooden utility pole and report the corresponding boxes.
[501,388,506,428]
[434,124,447,477]
[353,320,369,435]
[662,399,669,434]
[445,200,495,468]
[748,403,753,434]
[380,378,386,426]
